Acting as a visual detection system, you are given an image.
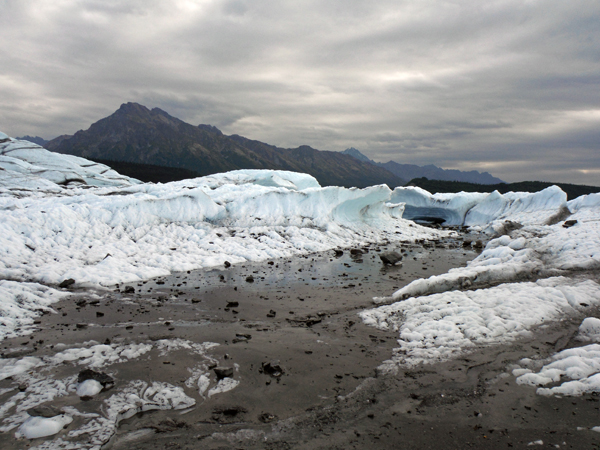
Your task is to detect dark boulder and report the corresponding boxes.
[59,279,75,288]
[214,366,234,380]
[379,251,403,265]
[262,360,284,377]
[27,405,63,418]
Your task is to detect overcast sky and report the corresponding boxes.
[1,0,599,185]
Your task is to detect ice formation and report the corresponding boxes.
[1,130,600,449]
[0,132,446,340]
[509,318,600,401]
[392,184,570,227]
[365,180,600,374]
[0,339,232,449]
[0,133,140,193]
[361,278,600,369]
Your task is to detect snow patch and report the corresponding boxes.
[362,278,600,369]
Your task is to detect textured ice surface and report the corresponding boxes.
[75,380,103,398]
[578,317,600,342]
[0,281,68,340]
[392,185,568,226]
[0,132,445,340]
[365,187,600,371]
[374,195,600,304]
[0,136,140,193]
[515,342,600,397]
[362,278,600,370]
[16,414,74,439]
[0,339,234,449]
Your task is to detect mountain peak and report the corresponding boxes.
[15,135,49,146]
[341,148,373,164]
[45,103,407,188]
[117,102,150,114]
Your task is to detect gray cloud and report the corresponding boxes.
[1,0,599,185]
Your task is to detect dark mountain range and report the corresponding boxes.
[407,178,600,201]
[45,103,405,188]
[16,135,49,146]
[341,148,505,184]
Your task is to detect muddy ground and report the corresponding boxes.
[1,235,599,449]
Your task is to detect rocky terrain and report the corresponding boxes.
[44,103,405,188]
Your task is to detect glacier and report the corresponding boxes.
[1,131,600,447]
[1,132,599,348]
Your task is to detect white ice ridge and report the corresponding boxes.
[360,277,600,370]
[510,318,600,398]
[0,280,68,340]
[373,193,600,304]
[0,339,230,449]
[514,347,600,397]
[0,133,141,194]
[0,131,445,287]
[391,185,570,227]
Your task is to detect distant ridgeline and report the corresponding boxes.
[341,147,505,185]
[408,178,600,201]
[43,103,405,189]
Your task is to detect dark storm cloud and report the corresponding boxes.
[1,0,599,184]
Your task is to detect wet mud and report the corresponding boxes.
[1,236,599,449]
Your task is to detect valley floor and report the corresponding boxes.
[2,239,599,450]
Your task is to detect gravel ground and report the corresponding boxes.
[2,234,599,450]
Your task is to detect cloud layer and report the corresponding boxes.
[1,0,599,184]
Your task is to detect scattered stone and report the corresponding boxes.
[226,301,239,307]
[246,275,254,283]
[27,405,63,418]
[333,249,344,257]
[214,366,234,380]
[75,299,87,307]
[224,261,231,268]
[232,333,251,343]
[122,286,135,294]
[563,219,578,228]
[258,412,278,423]
[267,310,276,318]
[211,406,247,424]
[76,323,87,329]
[379,251,403,265]
[96,312,104,317]
[18,384,28,392]
[151,418,188,433]
[59,279,75,289]
[287,316,322,327]
[262,360,284,377]
[78,369,114,390]
[350,248,363,255]
[473,240,484,249]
